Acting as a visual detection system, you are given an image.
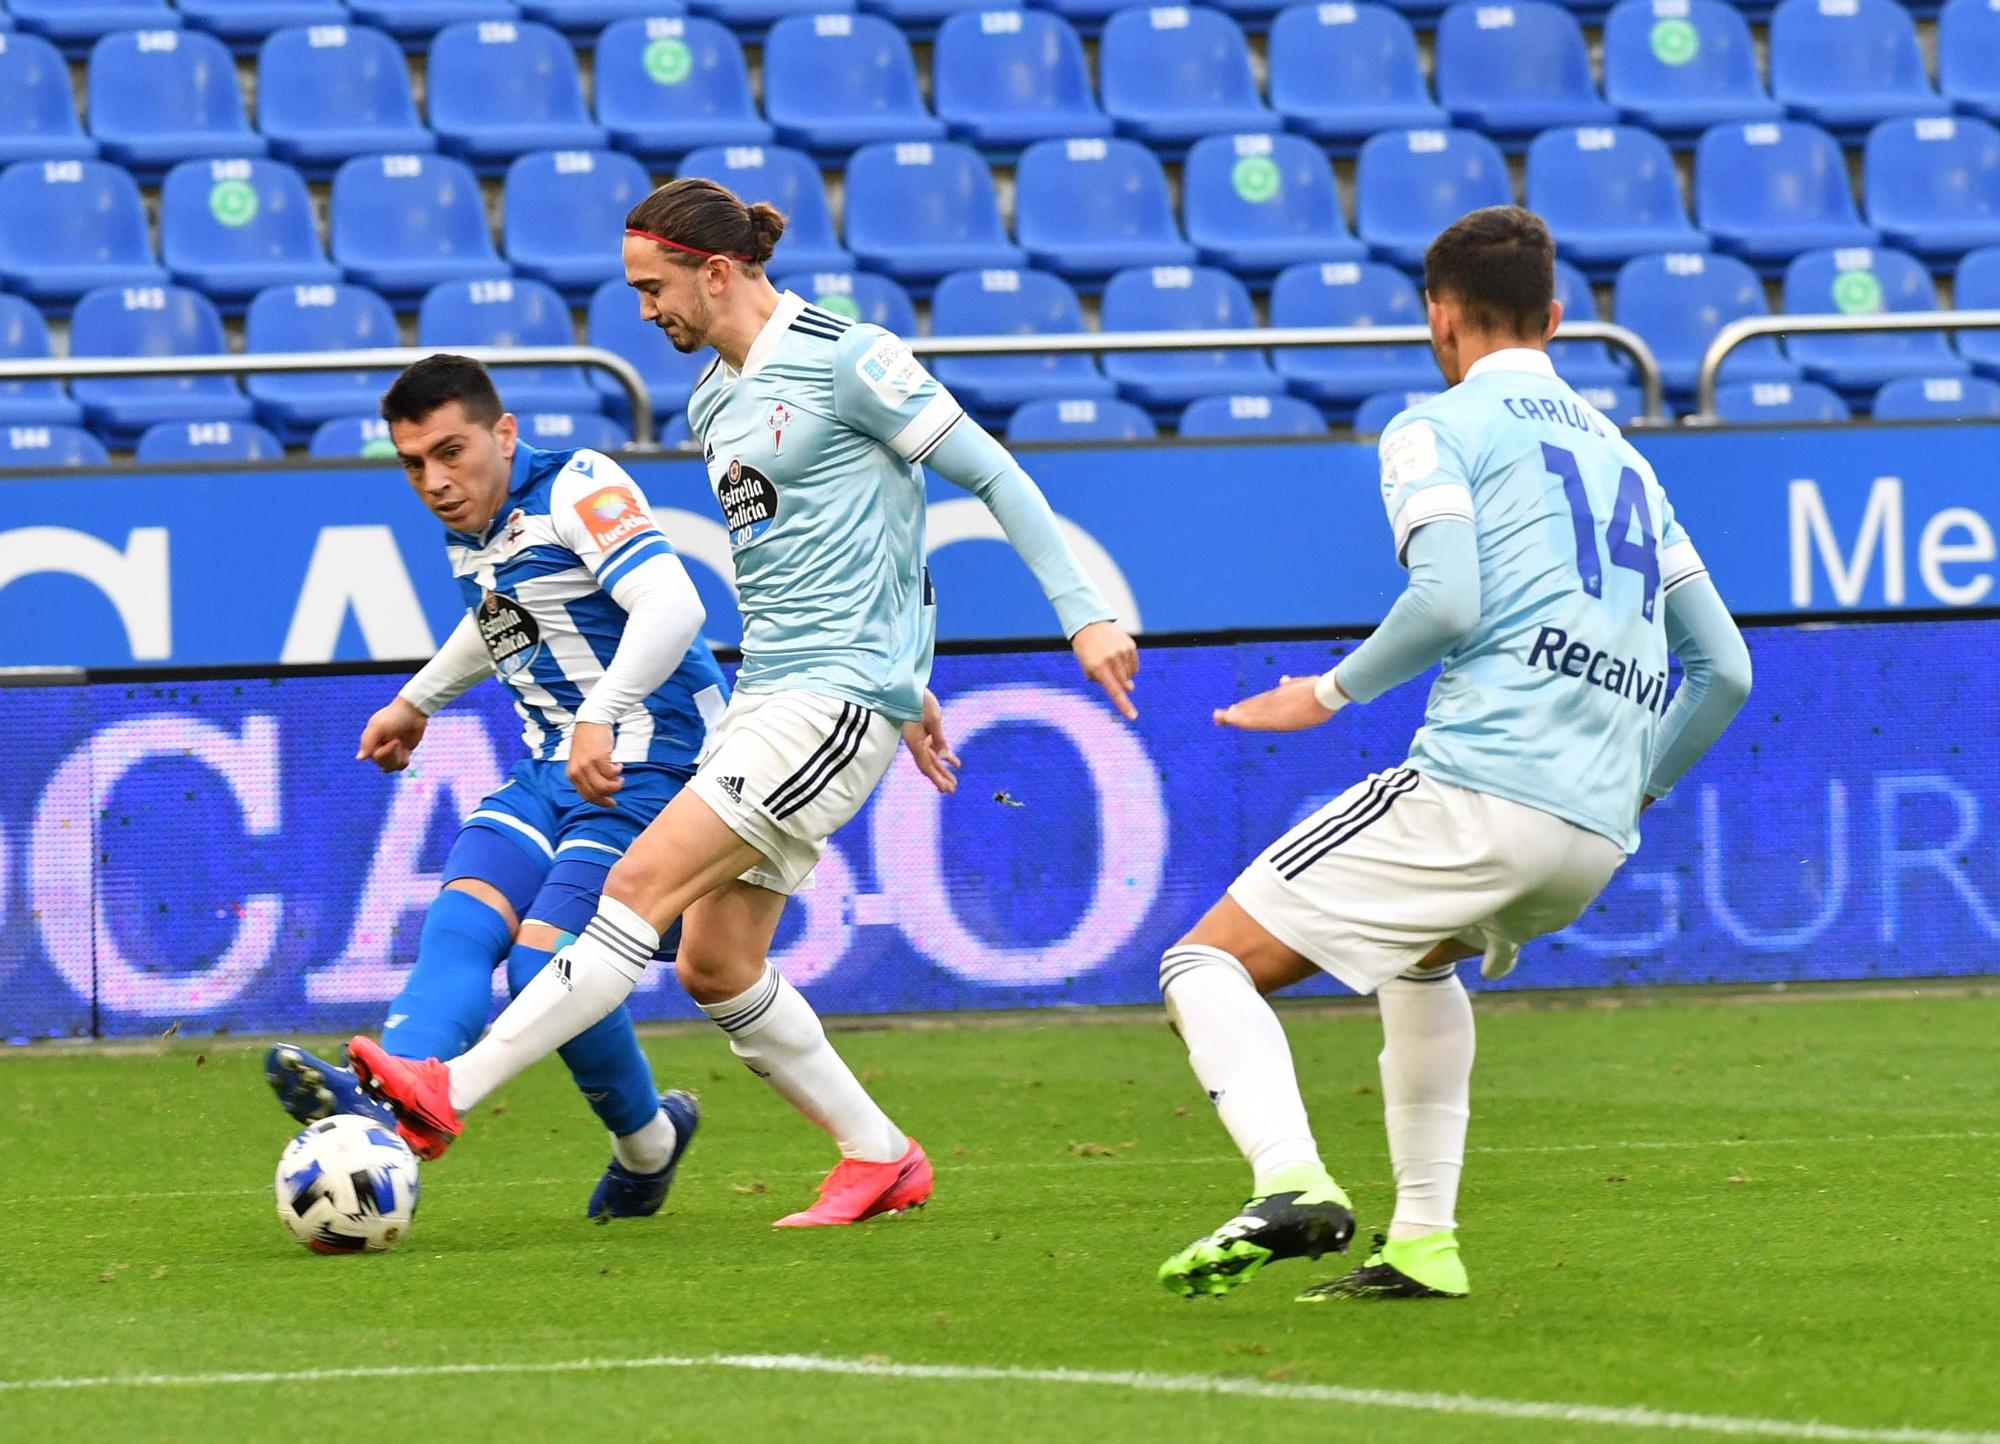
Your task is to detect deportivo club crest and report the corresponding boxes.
[766,402,792,455]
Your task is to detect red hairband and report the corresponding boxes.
[624,227,751,262]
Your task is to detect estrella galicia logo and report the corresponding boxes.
[717,458,779,546]
[476,590,542,678]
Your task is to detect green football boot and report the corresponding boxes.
[1297,1229,1469,1301]
[1157,1165,1356,1299]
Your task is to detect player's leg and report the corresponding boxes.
[679,880,930,1227]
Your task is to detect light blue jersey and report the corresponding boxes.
[685,292,971,724]
[1376,349,1707,851]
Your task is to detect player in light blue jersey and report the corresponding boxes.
[1156,208,1753,1302]
[352,179,1141,1226]
[277,356,721,1219]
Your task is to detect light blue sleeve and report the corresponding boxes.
[1645,574,1752,799]
[925,419,1115,639]
[1377,411,1478,564]
[1330,517,1480,704]
[830,323,965,461]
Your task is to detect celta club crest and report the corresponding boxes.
[766,401,792,455]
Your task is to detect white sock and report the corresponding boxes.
[1377,967,1475,1241]
[1160,945,1323,1193]
[702,965,906,1163]
[447,897,658,1113]
[611,1107,677,1175]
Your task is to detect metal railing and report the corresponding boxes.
[0,323,1665,452]
[1694,309,2000,421]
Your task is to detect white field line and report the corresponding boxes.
[3,1128,1993,1208]
[0,1350,1994,1443]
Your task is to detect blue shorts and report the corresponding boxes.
[443,758,689,951]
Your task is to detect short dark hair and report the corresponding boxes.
[380,353,504,429]
[1423,206,1557,338]
[625,177,785,268]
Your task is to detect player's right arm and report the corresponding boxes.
[357,613,494,772]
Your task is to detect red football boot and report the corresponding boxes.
[772,1139,933,1227]
[346,1037,462,1161]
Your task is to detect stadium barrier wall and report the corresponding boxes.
[2,618,1996,1042]
[0,424,1995,668]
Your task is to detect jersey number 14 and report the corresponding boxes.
[1543,442,1660,622]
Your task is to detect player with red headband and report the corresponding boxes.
[352,177,1141,1227]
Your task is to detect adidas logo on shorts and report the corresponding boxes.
[716,775,745,804]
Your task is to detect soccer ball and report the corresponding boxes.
[275,1115,420,1254]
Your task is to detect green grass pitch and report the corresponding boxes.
[3,990,1996,1444]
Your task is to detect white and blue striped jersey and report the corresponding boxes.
[1378,349,1707,851]
[686,291,967,724]
[443,443,728,769]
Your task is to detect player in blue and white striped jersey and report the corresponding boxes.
[269,355,721,1220]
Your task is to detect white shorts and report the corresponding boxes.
[1228,767,1626,995]
[688,689,900,895]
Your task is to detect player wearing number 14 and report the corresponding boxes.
[1157,207,1754,1302]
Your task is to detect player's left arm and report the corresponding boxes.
[1644,515,1752,804]
[832,326,1140,721]
[551,455,708,806]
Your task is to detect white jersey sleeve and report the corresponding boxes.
[547,451,682,606]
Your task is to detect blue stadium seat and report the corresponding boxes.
[1433,0,1613,142]
[417,277,603,414]
[0,31,98,162]
[1352,388,1440,434]
[676,144,851,272]
[762,13,942,154]
[856,0,991,35]
[309,414,399,457]
[1550,257,1631,387]
[1769,0,1938,136]
[774,268,919,332]
[1006,396,1157,441]
[933,9,1112,151]
[88,28,269,173]
[0,424,110,468]
[1942,0,2000,123]
[345,1,523,45]
[1603,0,1781,138]
[160,158,339,307]
[1099,6,1272,150]
[1267,3,1445,151]
[1183,132,1365,277]
[68,284,254,443]
[1526,125,1706,275]
[178,0,348,51]
[1178,392,1327,436]
[0,294,84,425]
[520,0,680,32]
[243,282,404,440]
[1100,265,1282,411]
[10,2,179,55]
[258,25,437,173]
[843,140,1023,286]
[594,16,772,160]
[1712,378,1852,422]
[0,158,166,305]
[1614,251,1799,394]
[928,266,1116,420]
[504,149,655,296]
[1865,116,2000,264]
[517,410,636,449]
[1030,0,1128,33]
[585,276,714,430]
[330,153,509,300]
[1571,383,1654,427]
[1696,121,1878,269]
[1952,244,2000,373]
[429,20,605,167]
[1268,259,1440,410]
[688,0,855,33]
[1872,373,2000,419]
[1781,246,1967,393]
[134,418,286,462]
[661,413,694,447]
[1355,128,1512,269]
[1014,137,1197,284]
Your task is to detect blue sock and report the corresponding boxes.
[382,890,515,1061]
[506,941,662,1139]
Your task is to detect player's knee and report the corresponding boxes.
[673,944,757,1005]
[600,856,657,915]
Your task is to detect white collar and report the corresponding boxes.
[725,290,807,381]
[1465,347,1557,381]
